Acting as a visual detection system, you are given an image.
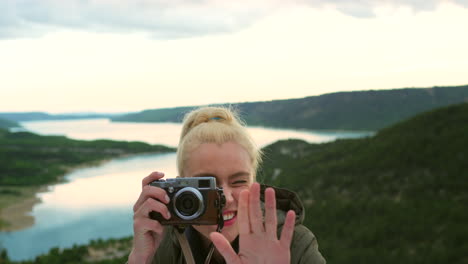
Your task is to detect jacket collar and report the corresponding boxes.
[260,184,305,225]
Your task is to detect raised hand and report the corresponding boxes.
[128,171,171,264]
[210,183,296,264]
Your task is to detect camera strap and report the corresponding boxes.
[174,225,196,264]
[175,212,224,264]
[203,210,224,264]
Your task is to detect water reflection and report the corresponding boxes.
[2,208,132,261]
[248,126,370,147]
[21,119,183,147]
[38,153,178,210]
[21,119,372,148]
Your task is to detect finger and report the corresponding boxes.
[142,171,165,189]
[248,183,264,233]
[264,187,278,240]
[135,198,171,221]
[133,185,170,212]
[210,232,240,264]
[134,216,165,236]
[279,210,296,249]
[237,189,251,235]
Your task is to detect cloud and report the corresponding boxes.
[0,0,465,39]
[0,0,272,39]
[302,0,452,18]
[454,0,468,8]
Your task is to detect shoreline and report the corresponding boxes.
[0,158,113,231]
[0,159,113,232]
[0,185,48,232]
[0,151,172,232]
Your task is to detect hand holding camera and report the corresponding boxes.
[129,171,172,264]
[129,173,226,264]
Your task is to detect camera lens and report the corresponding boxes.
[176,192,198,216]
[174,187,204,220]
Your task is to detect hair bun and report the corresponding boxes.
[180,106,239,140]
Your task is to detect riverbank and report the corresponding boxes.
[0,158,112,231]
[0,128,176,231]
[0,152,172,232]
[0,186,46,231]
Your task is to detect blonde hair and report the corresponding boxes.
[177,106,262,178]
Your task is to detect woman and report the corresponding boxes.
[128,107,326,264]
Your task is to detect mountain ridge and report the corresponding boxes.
[112,84,468,130]
[0,112,121,122]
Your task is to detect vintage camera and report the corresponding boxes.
[149,177,225,226]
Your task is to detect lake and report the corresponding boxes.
[0,119,371,261]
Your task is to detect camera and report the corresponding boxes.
[149,177,225,226]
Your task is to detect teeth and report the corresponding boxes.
[223,212,235,221]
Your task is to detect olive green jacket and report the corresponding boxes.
[151,185,326,264]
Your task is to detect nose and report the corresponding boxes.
[222,186,234,206]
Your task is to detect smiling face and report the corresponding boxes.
[183,141,254,243]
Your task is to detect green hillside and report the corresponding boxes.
[258,103,468,263]
[0,129,175,186]
[112,85,468,130]
[0,118,18,129]
[112,106,194,123]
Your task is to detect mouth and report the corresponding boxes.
[222,211,237,227]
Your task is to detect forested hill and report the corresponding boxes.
[112,84,468,130]
[0,130,175,186]
[259,102,468,263]
[0,118,18,129]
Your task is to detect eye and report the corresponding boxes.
[232,180,248,185]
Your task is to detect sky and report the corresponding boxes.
[1,0,467,114]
